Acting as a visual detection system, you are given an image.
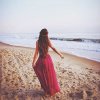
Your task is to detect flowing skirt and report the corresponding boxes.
[33,54,60,96]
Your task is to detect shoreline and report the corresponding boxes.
[0,41,100,63]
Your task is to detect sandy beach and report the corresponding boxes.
[0,42,100,100]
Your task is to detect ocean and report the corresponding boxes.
[0,33,100,62]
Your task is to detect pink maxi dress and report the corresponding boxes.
[33,50,60,96]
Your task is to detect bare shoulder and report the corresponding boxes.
[48,38,54,48]
[48,38,51,45]
[36,40,39,47]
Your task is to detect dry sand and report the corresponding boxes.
[0,42,100,100]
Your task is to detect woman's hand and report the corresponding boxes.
[60,54,64,59]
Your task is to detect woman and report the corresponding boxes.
[32,28,64,96]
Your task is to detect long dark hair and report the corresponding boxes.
[38,28,49,57]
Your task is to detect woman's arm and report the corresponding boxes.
[48,38,64,58]
[32,41,39,67]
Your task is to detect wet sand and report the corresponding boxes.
[0,42,100,100]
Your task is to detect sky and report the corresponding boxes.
[0,0,100,34]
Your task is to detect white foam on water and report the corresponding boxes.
[0,33,100,62]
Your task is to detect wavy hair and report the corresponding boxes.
[38,28,49,57]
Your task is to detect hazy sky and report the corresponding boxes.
[0,0,100,34]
